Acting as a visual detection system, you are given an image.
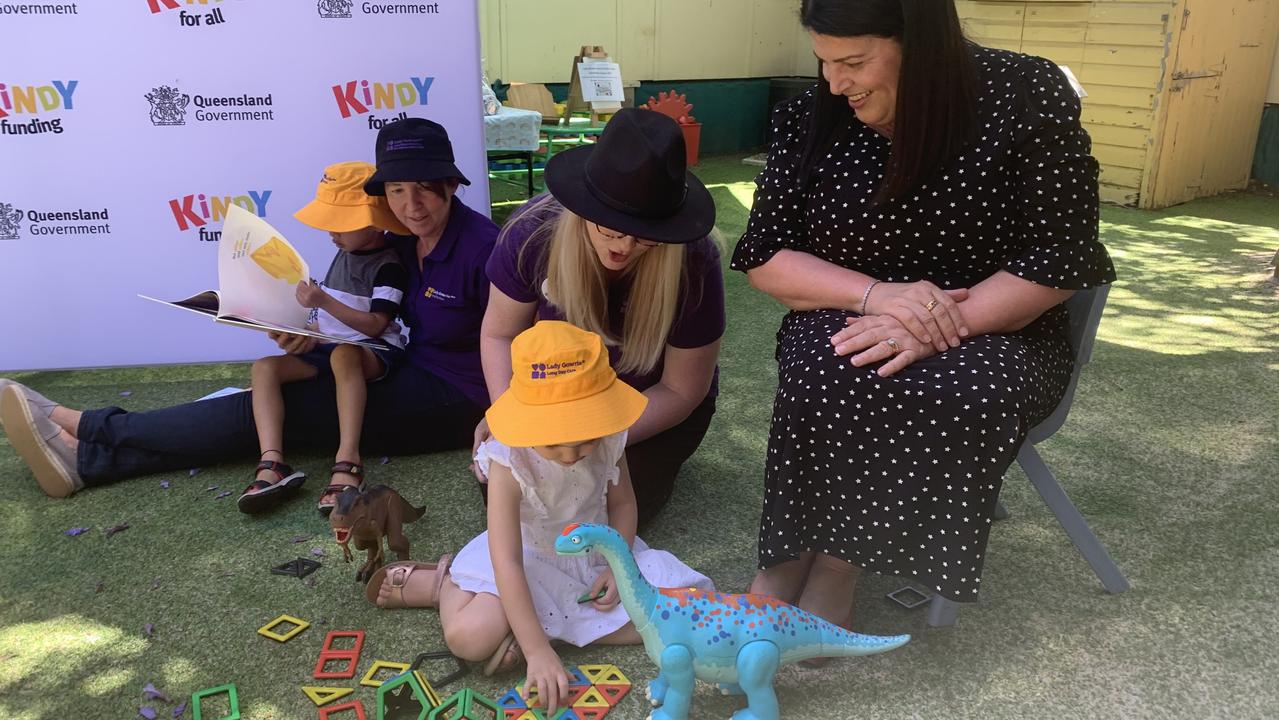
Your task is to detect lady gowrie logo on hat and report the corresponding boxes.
[487,321,647,447]
[529,359,586,381]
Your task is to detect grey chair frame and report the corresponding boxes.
[925,285,1130,627]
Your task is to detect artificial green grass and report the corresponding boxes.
[2,156,1276,719]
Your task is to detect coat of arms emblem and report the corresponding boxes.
[146,85,190,126]
[0,203,23,240]
[318,0,353,18]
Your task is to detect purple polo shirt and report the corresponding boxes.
[392,199,497,407]
[486,196,725,397]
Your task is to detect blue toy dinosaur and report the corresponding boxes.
[554,523,910,720]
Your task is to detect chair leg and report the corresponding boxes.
[1017,444,1130,594]
[994,499,1011,520]
[927,596,959,627]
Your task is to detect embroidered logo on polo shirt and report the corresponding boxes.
[422,286,457,300]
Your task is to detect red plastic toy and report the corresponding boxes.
[313,630,366,680]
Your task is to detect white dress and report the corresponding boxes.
[449,431,714,646]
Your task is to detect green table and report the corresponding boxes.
[537,120,606,188]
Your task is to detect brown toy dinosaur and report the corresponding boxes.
[329,484,426,583]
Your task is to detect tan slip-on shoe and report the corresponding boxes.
[0,385,82,498]
[0,379,58,420]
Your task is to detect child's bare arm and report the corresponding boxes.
[487,463,554,657]
[488,462,570,708]
[606,457,638,548]
[296,280,393,338]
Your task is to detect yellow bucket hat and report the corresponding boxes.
[294,161,411,235]
[486,321,648,448]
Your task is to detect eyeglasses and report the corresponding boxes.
[592,222,660,247]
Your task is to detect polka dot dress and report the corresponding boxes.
[731,46,1116,601]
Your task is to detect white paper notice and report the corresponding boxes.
[578,61,624,103]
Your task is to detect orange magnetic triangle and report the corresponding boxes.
[575,664,612,684]
[569,707,608,720]
[592,683,631,706]
[571,686,609,708]
[562,684,589,706]
[593,666,629,686]
[302,685,355,707]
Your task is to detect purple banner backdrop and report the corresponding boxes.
[0,0,488,370]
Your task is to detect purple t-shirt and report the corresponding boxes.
[486,197,725,397]
[392,199,498,407]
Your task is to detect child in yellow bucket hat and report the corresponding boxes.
[238,161,412,515]
[365,321,714,694]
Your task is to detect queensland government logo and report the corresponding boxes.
[317,0,352,18]
[0,201,111,239]
[146,84,273,125]
[169,190,272,241]
[147,0,229,27]
[0,80,78,136]
[146,86,189,125]
[331,76,434,129]
[0,203,22,240]
[319,0,440,17]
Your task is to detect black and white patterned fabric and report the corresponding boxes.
[731,46,1116,601]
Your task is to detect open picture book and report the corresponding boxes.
[140,204,382,348]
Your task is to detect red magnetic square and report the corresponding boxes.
[320,630,365,654]
[318,699,367,720]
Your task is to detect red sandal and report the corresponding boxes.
[236,460,306,514]
[316,461,364,516]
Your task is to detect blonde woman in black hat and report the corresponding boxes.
[478,108,725,525]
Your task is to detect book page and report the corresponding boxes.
[217,204,311,330]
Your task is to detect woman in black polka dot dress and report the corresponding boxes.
[732,0,1116,623]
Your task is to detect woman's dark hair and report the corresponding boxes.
[799,0,977,204]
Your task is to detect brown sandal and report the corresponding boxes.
[317,461,364,516]
[483,632,523,676]
[364,555,454,608]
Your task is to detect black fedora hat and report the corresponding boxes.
[544,108,714,244]
[364,117,470,196]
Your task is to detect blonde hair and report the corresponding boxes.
[501,195,692,376]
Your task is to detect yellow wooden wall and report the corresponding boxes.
[481,0,1277,208]
[956,1,1173,206]
[478,0,807,85]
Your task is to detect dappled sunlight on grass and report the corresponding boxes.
[703,180,758,212]
[0,616,146,716]
[1096,216,1277,356]
[0,616,146,688]
[160,656,200,689]
[82,667,137,697]
[1150,215,1279,247]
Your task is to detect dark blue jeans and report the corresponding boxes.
[76,364,483,486]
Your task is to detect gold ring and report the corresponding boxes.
[884,338,901,354]
[925,299,940,312]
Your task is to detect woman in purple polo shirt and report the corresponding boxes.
[0,119,497,498]
[477,108,725,525]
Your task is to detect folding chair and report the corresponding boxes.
[922,285,1131,626]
